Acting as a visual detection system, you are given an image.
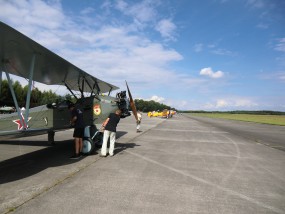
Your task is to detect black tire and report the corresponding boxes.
[82,138,95,155]
[94,132,103,148]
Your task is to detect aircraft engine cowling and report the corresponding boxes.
[116,91,131,118]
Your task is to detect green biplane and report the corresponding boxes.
[0,21,138,155]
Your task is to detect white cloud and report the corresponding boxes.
[246,0,265,9]
[194,43,203,52]
[80,7,95,15]
[155,19,177,41]
[0,0,64,30]
[216,99,229,108]
[275,38,285,52]
[149,95,165,103]
[259,71,285,82]
[280,75,285,80]
[274,72,285,82]
[211,48,235,56]
[115,0,157,24]
[115,1,177,41]
[200,67,224,79]
[115,0,128,11]
[204,98,258,110]
[129,1,158,23]
[163,99,189,110]
[0,0,183,91]
[256,23,268,29]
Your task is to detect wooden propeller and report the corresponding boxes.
[125,81,138,121]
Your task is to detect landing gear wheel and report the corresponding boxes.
[48,130,55,145]
[82,138,95,155]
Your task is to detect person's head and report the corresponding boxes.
[115,109,122,115]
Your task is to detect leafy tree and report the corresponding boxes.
[13,81,24,107]
[40,90,59,105]
[0,80,12,106]
[134,99,175,112]
[0,80,64,107]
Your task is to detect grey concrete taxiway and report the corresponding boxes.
[0,114,285,214]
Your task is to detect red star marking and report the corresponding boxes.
[13,114,32,130]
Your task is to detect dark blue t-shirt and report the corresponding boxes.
[105,113,120,132]
[71,108,84,128]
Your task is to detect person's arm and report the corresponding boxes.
[102,118,110,128]
[70,116,77,125]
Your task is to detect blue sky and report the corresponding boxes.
[1,0,285,111]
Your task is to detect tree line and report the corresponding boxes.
[0,80,71,108]
[0,80,175,112]
[134,99,176,112]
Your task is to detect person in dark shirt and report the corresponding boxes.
[68,103,85,159]
[101,109,122,157]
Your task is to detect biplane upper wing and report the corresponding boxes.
[0,21,118,94]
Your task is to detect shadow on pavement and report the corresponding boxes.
[0,140,54,147]
[0,139,84,184]
[114,142,140,155]
[115,130,140,155]
[0,131,134,184]
[116,131,127,139]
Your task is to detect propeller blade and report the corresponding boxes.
[126,81,138,121]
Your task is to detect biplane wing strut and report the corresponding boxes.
[3,66,25,128]
[25,53,36,126]
[1,53,36,129]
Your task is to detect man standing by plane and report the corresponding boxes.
[101,109,122,157]
[68,103,84,159]
[136,111,142,132]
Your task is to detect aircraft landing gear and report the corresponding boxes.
[82,126,103,155]
[82,138,95,155]
[48,130,55,145]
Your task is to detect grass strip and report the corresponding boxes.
[188,113,285,126]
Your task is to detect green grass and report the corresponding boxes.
[188,113,285,126]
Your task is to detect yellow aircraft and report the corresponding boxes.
[148,109,176,118]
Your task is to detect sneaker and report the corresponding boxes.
[109,154,114,157]
[70,154,80,159]
[100,154,106,157]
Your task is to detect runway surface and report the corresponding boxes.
[185,114,285,151]
[0,114,284,214]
